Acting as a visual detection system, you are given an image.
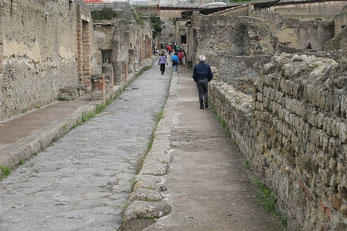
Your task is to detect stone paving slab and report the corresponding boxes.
[0,60,153,175]
[0,57,172,230]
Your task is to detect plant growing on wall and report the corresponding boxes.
[131,9,144,26]
[91,7,117,20]
[150,16,162,35]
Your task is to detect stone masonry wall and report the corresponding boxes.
[254,54,346,230]
[210,53,347,230]
[0,0,90,120]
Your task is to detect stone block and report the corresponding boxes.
[91,74,106,101]
[58,84,87,101]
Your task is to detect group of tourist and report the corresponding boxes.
[157,43,187,75]
[158,43,213,110]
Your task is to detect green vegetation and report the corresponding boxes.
[136,109,164,174]
[21,109,27,114]
[150,16,162,35]
[253,178,288,228]
[132,9,144,26]
[20,159,25,165]
[145,215,155,220]
[129,178,138,192]
[57,96,70,101]
[91,7,117,20]
[0,166,12,176]
[71,62,153,130]
[244,160,251,170]
[211,106,231,138]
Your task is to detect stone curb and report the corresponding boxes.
[0,59,155,177]
[121,70,179,231]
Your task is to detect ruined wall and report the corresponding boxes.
[270,1,347,19]
[210,5,249,17]
[160,18,176,44]
[210,53,347,230]
[187,12,276,80]
[334,7,347,35]
[325,26,347,52]
[93,21,115,74]
[250,10,334,51]
[109,10,152,84]
[217,55,271,84]
[0,1,4,120]
[0,0,91,120]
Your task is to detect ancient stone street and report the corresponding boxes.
[0,1,346,230]
[0,64,171,231]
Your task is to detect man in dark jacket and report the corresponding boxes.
[193,55,213,109]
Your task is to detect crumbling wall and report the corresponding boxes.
[334,6,347,35]
[0,0,91,120]
[93,21,115,75]
[188,12,276,81]
[110,10,152,84]
[160,18,176,45]
[250,10,334,51]
[210,53,347,230]
[209,5,249,17]
[325,25,347,52]
[217,55,271,84]
[270,1,347,20]
[0,0,4,120]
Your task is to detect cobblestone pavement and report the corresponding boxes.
[0,63,171,231]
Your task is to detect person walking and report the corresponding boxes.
[172,53,179,72]
[182,49,187,66]
[193,55,213,109]
[177,49,184,65]
[158,52,168,75]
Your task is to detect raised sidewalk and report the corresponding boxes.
[123,66,284,231]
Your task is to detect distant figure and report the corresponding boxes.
[307,42,312,50]
[175,44,180,52]
[172,53,179,72]
[158,52,168,75]
[193,55,213,109]
[182,49,187,66]
[177,49,184,65]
